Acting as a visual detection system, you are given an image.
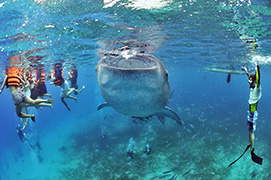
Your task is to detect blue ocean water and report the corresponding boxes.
[0,0,271,179]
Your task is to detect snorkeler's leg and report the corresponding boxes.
[42,93,53,98]
[38,102,53,110]
[61,97,70,111]
[21,107,29,128]
[21,118,29,130]
[67,94,77,103]
[66,88,76,96]
[249,131,255,151]
[22,102,43,110]
[23,107,30,120]
[25,96,53,106]
[16,106,35,122]
[77,86,85,94]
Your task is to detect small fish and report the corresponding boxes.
[162,170,172,174]
[192,132,200,139]
[198,117,207,122]
[186,128,192,133]
[201,136,206,142]
[183,169,192,177]
[189,124,195,129]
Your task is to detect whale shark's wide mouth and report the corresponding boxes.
[102,54,158,69]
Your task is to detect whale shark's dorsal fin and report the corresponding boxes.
[97,102,110,111]
[155,106,182,126]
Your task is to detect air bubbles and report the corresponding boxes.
[252,55,271,65]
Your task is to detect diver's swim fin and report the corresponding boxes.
[251,148,263,165]
[228,144,251,167]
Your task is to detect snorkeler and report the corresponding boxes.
[126,149,134,159]
[143,144,151,155]
[32,66,53,100]
[126,138,135,159]
[0,57,54,122]
[68,66,83,95]
[240,63,262,165]
[229,63,263,167]
[50,63,85,111]
[16,124,35,149]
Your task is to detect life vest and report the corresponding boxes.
[53,68,64,86]
[40,69,46,84]
[34,69,46,86]
[9,56,20,61]
[6,66,21,87]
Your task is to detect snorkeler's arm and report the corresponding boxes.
[256,63,260,88]
[0,75,7,94]
[241,66,249,77]
[50,71,56,82]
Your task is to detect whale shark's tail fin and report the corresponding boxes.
[155,106,182,126]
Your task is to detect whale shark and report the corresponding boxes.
[96,53,182,126]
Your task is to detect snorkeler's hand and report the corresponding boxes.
[241,66,247,72]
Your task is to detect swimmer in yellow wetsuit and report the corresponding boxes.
[241,63,263,165]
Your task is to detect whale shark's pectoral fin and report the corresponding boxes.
[97,102,110,111]
[155,106,182,126]
[157,115,165,125]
